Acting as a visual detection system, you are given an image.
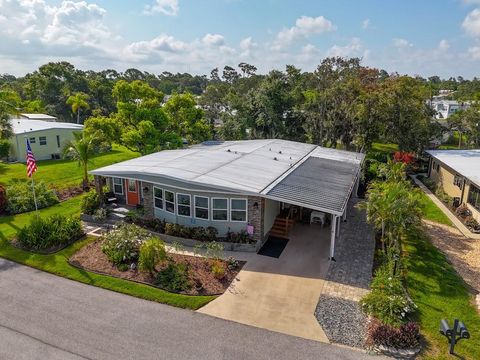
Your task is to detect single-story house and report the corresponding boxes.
[8,117,83,162]
[426,149,480,221]
[13,113,58,121]
[91,139,365,259]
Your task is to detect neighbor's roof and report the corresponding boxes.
[11,118,83,135]
[426,149,480,187]
[19,113,57,120]
[91,139,365,214]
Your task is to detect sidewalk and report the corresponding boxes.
[411,174,480,240]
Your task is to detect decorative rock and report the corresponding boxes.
[130,263,136,270]
[374,344,421,359]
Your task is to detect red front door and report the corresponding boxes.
[125,179,140,205]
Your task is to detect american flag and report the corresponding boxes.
[26,139,37,177]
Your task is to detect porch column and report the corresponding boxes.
[342,207,347,222]
[330,214,337,261]
[354,174,360,198]
[336,215,341,239]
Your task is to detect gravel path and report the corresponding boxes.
[315,295,367,348]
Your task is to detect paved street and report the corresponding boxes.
[0,258,382,360]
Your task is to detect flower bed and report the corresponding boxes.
[70,238,244,296]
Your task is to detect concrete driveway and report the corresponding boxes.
[0,258,382,360]
[198,222,331,342]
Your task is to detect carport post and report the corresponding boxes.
[330,215,337,261]
[342,208,347,222]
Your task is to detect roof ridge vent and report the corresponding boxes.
[274,157,278,161]
[279,150,282,154]
[227,149,231,152]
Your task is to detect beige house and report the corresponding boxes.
[8,117,83,162]
[426,150,480,222]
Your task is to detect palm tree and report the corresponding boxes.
[63,131,97,189]
[66,92,90,124]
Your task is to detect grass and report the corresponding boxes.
[403,229,480,359]
[0,197,215,309]
[0,144,139,189]
[371,142,399,154]
[418,191,453,227]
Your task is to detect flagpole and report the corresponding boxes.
[31,173,39,216]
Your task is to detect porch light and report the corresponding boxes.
[253,202,259,210]
[143,186,149,194]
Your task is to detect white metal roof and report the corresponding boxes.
[19,113,57,121]
[426,149,480,187]
[11,119,83,135]
[91,139,365,213]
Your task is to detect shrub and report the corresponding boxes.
[420,177,437,192]
[226,256,239,270]
[211,260,226,279]
[17,214,83,250]
[360,263,416,326]
[226,229,251,243]
[0,139,10,158]
[138,237,166,274]
[117,263,129,272]
[155,262,191,292]
[205,226,218,241]
[81,191,100,215]
[465,217,480,231]
[205,241,224,261]
[6,181,58,214]
[366,318,420,349]
[92,208,108,221]
[455,204,471,218]
[101,224,150,265]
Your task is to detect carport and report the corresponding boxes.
[261,151,364,261]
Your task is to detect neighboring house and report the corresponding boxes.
[8,118,83,162]
[13,113,58,122]
[91,139,365,259]
[426,149,480,222]
[430,100,470,120]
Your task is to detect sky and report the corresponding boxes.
[2,0,480,78]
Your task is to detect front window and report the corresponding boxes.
[230,199,247,222]
[453,175,463,190]
[212,198,228,221]
[39,136,47,145]
[195,196,209,220]
[177,193,191,217]
[165,190,175,213]
[29,137,36,144]
[113,178,123,194]
[154,187,163,209]
[468,185,480,211]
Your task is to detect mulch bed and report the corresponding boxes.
[69,239,244,296]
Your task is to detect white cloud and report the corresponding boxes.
[393,38,413,48]
[467,46,480,59]
[463,8,480,37]
[124,34,187,61]
[273,15,335,49]
[240,37,257,50]
[144,0,179,16]
[362,19,371,30]
[202,33,225,46]
[327,38,366,58]
[438,39,450,51]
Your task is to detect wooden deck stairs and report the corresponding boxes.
[269,215,295,239]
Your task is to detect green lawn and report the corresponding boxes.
[371,142,399,154]
[0,197,215,309]
[404,229,480,359]
[418,192,453,227]
[0,144,139,189]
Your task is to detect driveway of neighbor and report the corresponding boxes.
[198,222,332,342]
[0,258,385,360]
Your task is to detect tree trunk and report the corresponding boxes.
[77,109,80,124]
[83,163,89,190]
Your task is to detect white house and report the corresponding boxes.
[13,113,58,122]
[8,118,83,162]
[430,100,470,120]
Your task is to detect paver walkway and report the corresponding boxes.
[315,199,375,348]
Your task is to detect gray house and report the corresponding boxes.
[90,139,364,259]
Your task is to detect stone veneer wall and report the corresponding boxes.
[141,181,154,219]
[248,196,265,245]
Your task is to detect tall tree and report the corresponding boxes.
[62,131,97,189]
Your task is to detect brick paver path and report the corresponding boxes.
[321,198,375,300]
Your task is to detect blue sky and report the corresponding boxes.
[2,0,480,77]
